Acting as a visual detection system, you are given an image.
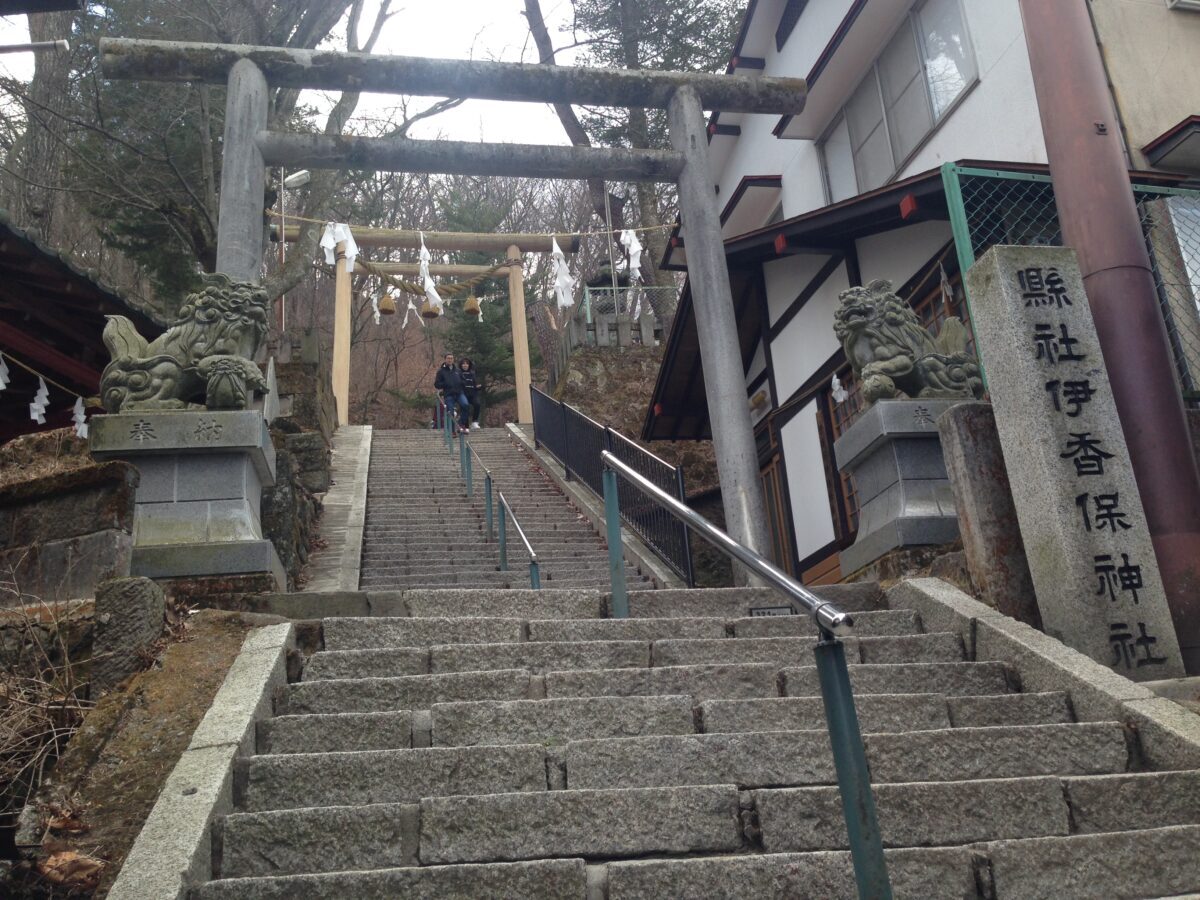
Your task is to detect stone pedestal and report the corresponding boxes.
[834,399,961,575]
[90,410,284,590]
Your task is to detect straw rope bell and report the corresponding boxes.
[420,297,441,319]
[464,293,482,319]
[378,292,397,315]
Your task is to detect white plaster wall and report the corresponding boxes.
[856,220,954,288]
[771,262,849,402]
[780,400,837,559]
[899,0,1047,175]
[1091,0,1200,169]
[713,1,859,216]
[713,0,1049,225]
[763,254,830,325]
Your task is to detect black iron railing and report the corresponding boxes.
[531,386,695,586]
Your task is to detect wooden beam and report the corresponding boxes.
[274,225,579,254]
[0,320,103,389]
[708,123,742,137]
[355,262,512,278]
[100,38,808,115]
[256,132,684,184]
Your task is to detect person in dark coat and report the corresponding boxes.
[434,352,468,431]
[458,357,482,429]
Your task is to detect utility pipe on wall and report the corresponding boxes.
[1018,0,1200,671]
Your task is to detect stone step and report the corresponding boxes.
[783,661,1013,696]
[1062,770,1200,834]
[546,662,781,701]
[198,860,587,900]
[419,784,741,865]
[728,609,923,638]
[259,711,413,754]
[560,723,1127,790]
[394,589,605,619]
[431,695,696,747]
[285,669,534,715]
[984,825,1200,899]
[323,617,526,650]
[301,640,650,680]
[650,633,963,667]
[699,691,1073,735]
[757,776,1070,851]
[621,584,884,618]
[239,743,547,812]
[528,617,729,642]
[602,847,976,899]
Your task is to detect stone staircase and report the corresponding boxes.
[190,583,1200,899]
[359,429,654,592]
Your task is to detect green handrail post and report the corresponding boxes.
[485,474,494,541]
[814,632,893,900]
[465,443,474,498]
[602,466,628,618]
[530,560,541,589]
[458,431,467,480]
[498,503,508,572]
[443,403,452,450]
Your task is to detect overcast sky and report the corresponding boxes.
[0,1,586,144]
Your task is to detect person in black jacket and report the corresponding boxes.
[458,357,482,430]
[434,353,468,431]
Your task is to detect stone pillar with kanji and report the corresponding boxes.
[966,245,1184,679]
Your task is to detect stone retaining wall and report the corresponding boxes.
[0,462,138,607]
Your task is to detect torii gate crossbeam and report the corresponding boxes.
[98,36,809,576]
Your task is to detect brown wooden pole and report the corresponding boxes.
[257,132,684,183]
[508,245,533,425]
[332,241,352,426]
[1019,0,1200,671]
[275,225,580,254]
[99,38,807,115]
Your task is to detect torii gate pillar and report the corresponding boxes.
[508,245,533,424]
[215,60,268,282]
[669,86,773,573]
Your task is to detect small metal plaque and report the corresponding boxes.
[748,605,796,617]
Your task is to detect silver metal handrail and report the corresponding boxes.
[599,451,852,635]
[599,449,889,898]
[498,491,537,562]
[497,489,541,589]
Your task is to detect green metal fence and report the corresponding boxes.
[942,163,1200,405]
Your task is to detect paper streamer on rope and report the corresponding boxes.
[371,294,381,325]
[319,223,359,267]
[419,232,444,315]
[0,355,9,391]
[402,297,426,328]
[619,229,643,283]
[72,396,88,439]
[551,237,575,310]
[29,376,49,424]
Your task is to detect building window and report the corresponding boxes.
[820,0,977,203]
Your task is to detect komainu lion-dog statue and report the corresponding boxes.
[833,278,984,406]
[99,274,270,413]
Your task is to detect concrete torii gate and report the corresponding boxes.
[97,37,809,565]
[276,223,581,426]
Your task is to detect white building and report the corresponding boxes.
[644,0,1200,584]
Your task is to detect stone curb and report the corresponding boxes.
[505,422,686,589]
[107,623,294,900]
[887,578,1200,768]
[341,425,372,591]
